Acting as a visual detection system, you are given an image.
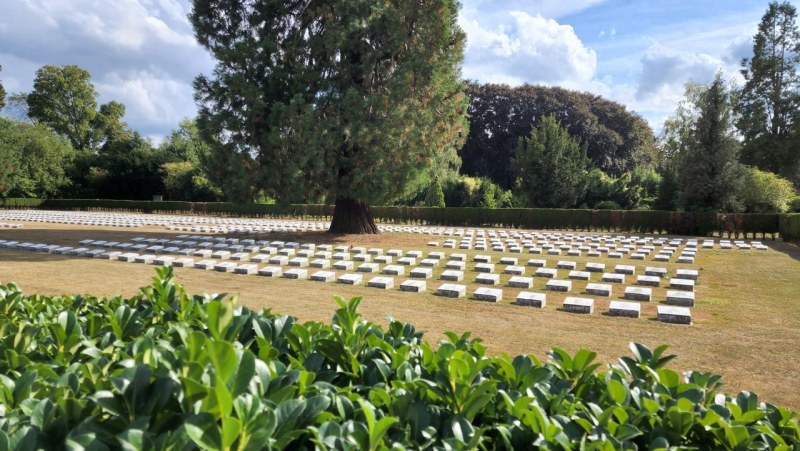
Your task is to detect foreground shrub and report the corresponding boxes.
[0,269,798,449]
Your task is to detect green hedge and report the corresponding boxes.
[780,214,800,244]
[0,198,792,237]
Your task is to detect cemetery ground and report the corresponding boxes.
[1,221,799,409]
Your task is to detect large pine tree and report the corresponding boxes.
[190,0,468,233]
[737,1,800,179]
[679,74,743,212]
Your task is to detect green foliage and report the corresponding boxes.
[677,73,744,212]
[423,177,446,208]
[583,168,661,210]
[162,161,223,202]
[27,65,126,152]
[0,65,5,111]
[0,118,75,198]
[443,176,512,208]
[781,213,800,242]
[737,1,800,179]
[513,115,589,208]
[461,83,657,189]
[0,270,798,449]
[739,167,798,212]
[191,0,468,212]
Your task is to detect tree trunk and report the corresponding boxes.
[328,197,379,234]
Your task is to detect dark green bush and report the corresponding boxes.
[0,269,798,449]
[781,214,800,244]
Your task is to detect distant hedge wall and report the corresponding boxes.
[0,198,790,238]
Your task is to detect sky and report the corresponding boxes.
[0,0,795,143]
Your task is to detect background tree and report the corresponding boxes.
[191,0,468,233]
[27,65,125,152]
[512,115,588,208]
[0,65,6,111]
[678,73,744,211]
[424,177,446,207]
[0,118,75,198]
[461,82,656,189]
[738,166,797,212]
[737,1,800,180]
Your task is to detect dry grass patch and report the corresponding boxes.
[1,222,799,408]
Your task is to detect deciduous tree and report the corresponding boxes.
[191,0,468,233]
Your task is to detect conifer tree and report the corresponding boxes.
[679,74,744,211]
[512,115,588,208]
[737,1,800,178]
[190,0,468,233]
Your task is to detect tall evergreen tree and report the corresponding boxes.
[679,74,744,211]
[512,115,588,208]
[0,65,6,111]
[737,1,800,178]
[190,0,468,233]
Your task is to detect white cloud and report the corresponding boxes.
[460,11,600,90]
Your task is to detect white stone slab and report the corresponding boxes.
[585,283,612,297]
[474,287,503,302]
[670,278,695,291]
[437,283,466,298]
[288,257,309,267]
[615,265,635,275]
[535,268,557,278]
[624,286,652,302]
[332,261,354,271]
[585,262,605,272]
[475,273,500,285]
[516,292,546,307]
[508,276,533,288]
[353,254,372,262]
[382,265,405,276]
[676,269,699,281]
[546,279,572,292]
[556,261,576,270]
[666,290,695,307]
[473,255,492,263]
[268,256,289,265]
[310,259,330,269]
[214,262,238,272]
[637,275,660,287]
[563,297,594,314]
[258,266,283,277]
[503,265,525,275]
[234,264,259,275]
[357,263,379,273]
[337,273,362,285]
[310,271,336,282]
[400,280,426,292]
[367,277,394,289]
[609,301,641,318]
[568,270,590,281]
[645,267,667,278]
[657,305,692,324]
[135,254,156,264]
[397,257,416,266]
[410,267,433,279]
[283,268,307,279]
[527,259,546,267]
[194,259,217,270]
[440,270,464,281]
[172,257,195,267]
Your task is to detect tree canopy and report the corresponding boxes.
[737,1,800,180]
[512,115,589,208]
[0,65,6,111]
[191,0,468,233]
[461,82,656,189]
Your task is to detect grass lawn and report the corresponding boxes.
[1,221,799,409]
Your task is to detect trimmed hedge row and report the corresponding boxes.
[780,214,800,244]
[0,198,788,238]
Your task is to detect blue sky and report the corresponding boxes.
[1,0,795,142]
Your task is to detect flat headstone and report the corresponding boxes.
[637,275,661,287]
[406,250,423,258]
[419,258,439,267]
[278,248,295,256]
[258,266,283,277]
[508,276,533,288]
[474,287,503,302]
[440,270,464,281]
[676,269,699,281]
[357,263,380,273]
[332,261,354,271]
[382,265,405,276]
[400,280,426,292]
[193,249,212,258]
[410,267,433,279]
[117,252,139,262]
[563,297,594,314]
[367,277,394,289]
[283,268,307,279]
[387,249,403,257]
[504,265,525,275]
[670,278,695,291]
[288,257,309,267]
[516,292,546,307]
[602,273,625,284]
[645,267,668,278]
[397,257,416,266]
[332,252,350,261]
[657,305,692,324]
[212,250,231,259]
[473,255,492,263]
[353,254,372,262]
[153,256,175,266]
[437,283,466,298]
[585,262,605,272]
[556,261,576,270]
[268,256,289,266]
[194,259,217,270]
[475,273,500,285]
[624,286,652,302]
[314,251,332,259]
[499,257,518,265]
[445,261,466,270]
[234,264,259,275]
[585,283,612,297]
[615,265,636,275]
[546,279,572,292]
[527,259,546,267]
[654,254,671,262]
[337,273,362,285]
[678,256,695,264]
[135,254,156,264]
[474,263,495,273]
[535,268,557,278]
[450,253,467,261]
[568,270,591,281]
[310,271,336,282]
[172,257,195,267]
[666,290,695,307]
[310,259,330,269]
[374,256,392,264]
[608,301,641,318]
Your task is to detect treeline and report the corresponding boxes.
[0,2,798,216]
